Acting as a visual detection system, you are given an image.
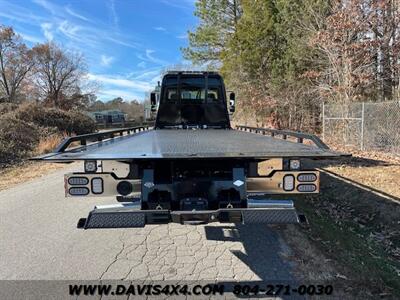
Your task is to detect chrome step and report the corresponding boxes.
[247,199,295,208]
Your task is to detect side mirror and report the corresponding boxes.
[150,92,157,112]
[229,92,235,113]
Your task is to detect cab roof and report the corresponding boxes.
[164,70,220,76]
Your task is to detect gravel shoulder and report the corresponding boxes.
[0,161,67,191]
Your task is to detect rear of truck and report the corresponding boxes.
[65,154,319,228]
[35,71,347,229]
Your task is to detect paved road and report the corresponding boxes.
[0,164,297,282]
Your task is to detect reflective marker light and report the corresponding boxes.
[91,178,104,194]
[297,184,316,192]
[69,187,89,196]
[84,160,97,173]
[289,159,301,170]
[283,175,295,191]
[297,173,317,182]
[68,177,89,185]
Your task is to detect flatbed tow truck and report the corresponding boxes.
[33,71,348,229]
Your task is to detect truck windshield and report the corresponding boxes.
[156,75,229,128]
[163,76,223,103]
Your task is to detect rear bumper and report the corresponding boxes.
[78,200,302,229]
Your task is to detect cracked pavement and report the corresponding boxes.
[0,165,297,283]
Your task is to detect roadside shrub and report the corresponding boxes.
[0,103,19,114]
[16,103,70,132]
[0,103,96,166]
[36,125,60,138]
[0,114,40,165]
[66,110,97,135]
[15,103,96,135]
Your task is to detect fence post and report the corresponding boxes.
[322,102,325,142]
[360,102,365,150]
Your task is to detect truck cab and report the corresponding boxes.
[152,71,233,129]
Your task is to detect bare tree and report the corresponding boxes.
[306,0,400,104]
[0,26,34,103]
[32,42,86,108]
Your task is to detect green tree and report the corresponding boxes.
[182,0,242,66]
[222,0,331,130]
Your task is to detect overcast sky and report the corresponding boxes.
[0,0,197,101]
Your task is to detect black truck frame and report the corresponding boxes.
[33,71,348,229]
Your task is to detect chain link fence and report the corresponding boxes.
[322,101,400,155]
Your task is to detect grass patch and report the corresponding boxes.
[296,196,400,297]
[34,133,67,155]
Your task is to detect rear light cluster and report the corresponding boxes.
[283,172,317,192]
[68,176,104,195]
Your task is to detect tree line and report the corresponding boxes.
[183,0,400,131]
[0,25,145,120]
[0,25,94,110]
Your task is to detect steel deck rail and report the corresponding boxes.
[236,125,329,150]
[54,126,149,153]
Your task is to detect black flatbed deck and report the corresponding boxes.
[34,129,346,161]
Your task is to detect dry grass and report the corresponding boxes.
[326,139,400,165]
[323,165,400,200]
[34,133,67,155]
[282,151,400,298]
[0,161,66,191]
[280,225,371,299]
[281,225,339,281]
[0,133,70,191]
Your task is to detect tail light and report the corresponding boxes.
[297,184,316,192]
[91,178,104,194]
[69,187,90,196]
[283,175,295,191]
[297,173,317,182]
[68,177,89,185]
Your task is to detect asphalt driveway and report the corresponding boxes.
[0,165,296,282]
